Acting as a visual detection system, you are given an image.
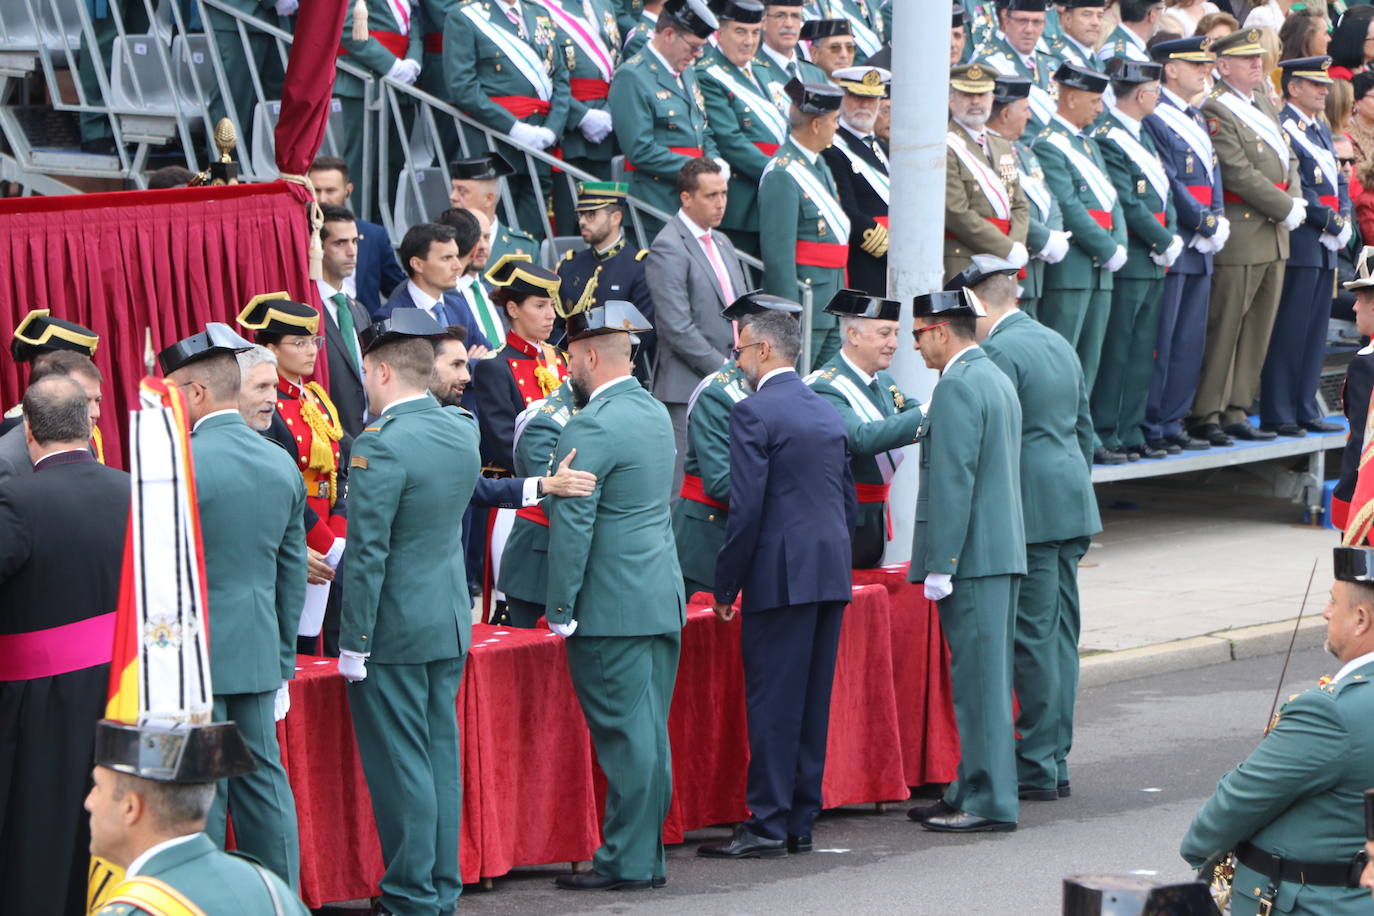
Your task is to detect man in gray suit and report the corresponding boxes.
[0,352,105,485]
[646,157,750,490]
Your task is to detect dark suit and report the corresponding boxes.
[353,218,407,318]
[320,290,374,439]
[376,283,492,351]
[0,450,129,916]
[713,370,856,841]
[822,123,890,296]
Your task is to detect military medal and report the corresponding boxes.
[890,385,904,410]
[1184,153,1193,172]
[656,89,670,100]
[693,83,706,114]
[818,219,827,236]
[565,44,577,70]
[1137,179,1146,194]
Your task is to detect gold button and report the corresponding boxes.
[708,514,715,521]
[360,635,367,641]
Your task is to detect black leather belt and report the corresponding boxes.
[1236,841,1368,888]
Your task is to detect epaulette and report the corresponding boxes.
[1092,124,1110,137]
[541,401,559,414]
[1034,125,1052,140]
[561,249,576,263]
[361,413,394,433]
[635,249,649,261]
[512,227,537,242]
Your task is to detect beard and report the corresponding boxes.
[846,108,877,133]
[570,375,591,408]
[434,386,462,408]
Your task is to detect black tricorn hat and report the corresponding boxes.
[448,152,515,181]
[720,290,803,320]
[993,75,1032,103]
[565,300,653,342]
[663,0,719,38]
[94,720,257,783]
[715,0,764,22]
[359,307,445,356]
[1001,0,1048,10]
[1335,546,1374,583]
[824,289,901,321]
[158,322,254,375]
[912,288,987,319]
[11,309,99,362]
[785,77,844,115]
[943,254,1020,293]
[952,6,966,27]
[1104,57,1163,84]
[1054,61,1110,94]
[800,18,850,41]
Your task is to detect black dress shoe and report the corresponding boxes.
[653,875,666,888]
[1300,419,1343,433]
[1146,437,1182,455]
[555,869,653,890]
[697,824,787,859]
[1222,421,1276,441]
[1058,780,1071,798]
[1126,442,1168,460]
[1261,423,1305,438]
[1189,423,1234,447]
[921,810,1017,833]
[1018,784,1059,801]
[787,834,813,854]
[907,798,956,822]
[1165,432,1210,451]
[1093,446,1127,465]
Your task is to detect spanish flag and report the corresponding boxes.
[88,378,214,913]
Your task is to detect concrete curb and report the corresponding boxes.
[1079,617,1327,689]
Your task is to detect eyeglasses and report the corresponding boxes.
[731,341,764,360]
[912,321,950,339]
[1341,157,1358,166]
[284,336,326,351]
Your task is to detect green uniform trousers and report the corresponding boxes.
[205,691,300,890]
[206,9,280,152]
[1092,277,1163,451]
[938,574,1020,824]
[1014,537,1089,791]
[78,4,149,145]
[505,596,544,629]
[1192,260,1286,428]
[347,656,465,916]
[566,632,680,881]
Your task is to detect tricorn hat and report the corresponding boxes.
[993,75,1032,103]
[1103,57,1163,84]
[448,152,515,181]
[912,288,987,319]
[94,720,257,783]
[1344,247,1374,290]
[485,253,561,299]
[800,18,850,41]
[663,0,718,38]
[943,254,1020,293]
[235,293,320,337]
[785,77,844,114]
[158,323,254,375]
[359,307,446,355]
[564,300,653,343]
[1054,61,1110,93]
[11,309,99,362]
[1335,546,1374,583]
[824,289,902,321]
[714,0,764,22]
[720,291,803,320]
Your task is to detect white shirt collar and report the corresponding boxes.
[758,366,796,388]
[316,279,345,321]
[1053,112,1088,137]
[761,42,797,72]
[647,40,680,77]
[1334,649,1374,684]
[1220,78,1253,103]
[595,231,626,257]
[378,392,430,415]
[988,309,1018,335]
[954,119,985,146]
[941,344,979,376]
[125,833,201,879]
[589,373,635,400]
[1110,105,1142,138]
[1063,33,1095,61]
[406,279,443,313]
[677,209,711,239]
[192,408,241,432]
[1287,103,1318,128]
[792,140,820,165]
[839,349,876,387]
[1160,86,1191,111]
[1119,24,1147,50]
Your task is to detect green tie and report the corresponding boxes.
[332,293,362,371]
[470,283,502,346]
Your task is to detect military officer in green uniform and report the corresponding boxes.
[673,292,801,597]
[157,324,306,889]
[546,300,684,891]
[621,0,662,58]
[985,75,1070,320]
[812,0,883,64]
[608,0,721,239]
[1095,0,1158,66]
[447,153,541,270]
[548,0,621,181]
[962,0,998,52]
[754,0,827,115]
[338,309,481,916]
[1093,58,1182,461]
[945,63,1031,282]
[87,720,309,916]
[906,288,1025,834]
[806,290,924,569]
[1033,61,1128,464]
[697,0,781,257]
[971,0,1059,131]
[1181,545,1374,916]
[950,256,1101,806]
[758,78,848,368]
[1049,0,1107,73]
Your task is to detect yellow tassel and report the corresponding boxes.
[298,383,344,506]
[352,0,368,42]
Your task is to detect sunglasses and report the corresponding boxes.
[912,321,950,339]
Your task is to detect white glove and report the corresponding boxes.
[1036,229,1071,264]
[1281,198,1307,231]
[1337,220,1354,247]
[1211,216,1231,250]
[338,649,369,683]
[273,0,297,14]
[1320,232,1341,251]
[509,120,547,149]
[385,58,421,85]
[549,618,578,637]
[578,108,613,143]
[1104,245,1128,272]
[714,158,732,181]
[273,680,291,721]
[923,572,953,602]
[1005,241,1029,269]
[1151,234,1184,267]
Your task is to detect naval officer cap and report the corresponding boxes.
[359,307,446,355]
[1149,36,1215,64]
[663,0,718,38]
[1210,28,1265,57]
[942,254,1020,293]
[157,322,254,376]
[911,288,986,319]
[1104,57,1163,84]
[784,77,844,114]
[565,300,653,343]
[448,152,515,181]
[713,0,764,23]
[1054,61,1110,94]
[824,289,902,321]
[993,75,1032,103]
[95,719,257,784]
[235,292,320,337]
[1335,546,1374,583]
[799,18,850,41]
[1278,56,1334,85]
[951,63,997,94]
[833,66,891,98]
[10,309,99,362]
[720,290,803,320]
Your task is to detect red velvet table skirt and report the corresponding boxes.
[279,569,958,907]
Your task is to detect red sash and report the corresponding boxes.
[493,96,553,119]
[875,215,889,228]
[570,77,610,101]
[338,29,408,59]
[795,240,849,269]
[423,31,442,54]
[753,141,780,156]
[944,215,1011,239]
[1088,209,1114,230]
[1223,181,1288,204]
[855,482,890,503]
[680,473,728,511]
[624,146,704,171]
[0,612,115,680]
[1153,212,1166,226]
[1186,185,1213,206]
[515,504,549,526]
[1320,194,1339,209]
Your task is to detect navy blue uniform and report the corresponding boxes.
[713,369,856,842]
[822,123,891,296]
[1142,89,1225,442]
[555,237,656,378]
[1261,104,1351,428]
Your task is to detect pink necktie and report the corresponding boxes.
[700,233,735,303]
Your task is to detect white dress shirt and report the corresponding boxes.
[124,833,201,879]
[191,408,241,432]
[839,349,876,388]
[1334,649,1374,685]
[406,280,448,325]
[940,343,979,376]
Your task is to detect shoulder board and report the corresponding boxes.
[626,52,644,65]
[361,414,394,433]
[636,249,649,261]
[512,227,538,242]
[1092,124,1110,137]
[1338,672,1370,692]
[1034,126,1051,140]
[561,249,576,263]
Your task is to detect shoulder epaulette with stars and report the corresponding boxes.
[561,249,576,263]
[1092,124,1110,137]
[635,249,649,261]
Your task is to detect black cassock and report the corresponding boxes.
[0,450,129,915]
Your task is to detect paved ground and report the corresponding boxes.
[445,645,1334,915]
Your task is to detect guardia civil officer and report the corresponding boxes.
[970,0,1059,131]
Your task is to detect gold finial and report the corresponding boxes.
[214,118,236,163]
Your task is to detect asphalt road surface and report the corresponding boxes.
[441,646,1335,915]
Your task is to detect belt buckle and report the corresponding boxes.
[1349,849,1370,888]
[1257,879,1278,916]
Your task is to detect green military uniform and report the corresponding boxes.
[1181,656,1374,916]
[621,8,656,59]
[1191,63,1302,432]
[978,306,1100,796]
[547,359,684,883]
[815,0,884,63]
[972,30,1059,130]
[1048,31,1104,73]
[342,392,480,916]
[1032,108,1126,395]
[696,42,789,256]
[1092,105,1177,453]
[672,359,747,596]
[489,218,540,269]
[444,0,572,240]
[907,323,1026,826]
[1009,136,1062,319]
[962,0,998,50]
[759,137,848,368]
[192,411,306,889]
[613,0,644,34]
[751,48,827,111]
[806,352,923,569]
[499,381,576,627]
[944,115,1031,282]
[95,834,309,916]
[1095,22,1150,65]
[607,45,720,237]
